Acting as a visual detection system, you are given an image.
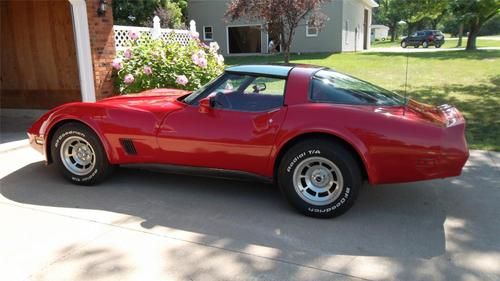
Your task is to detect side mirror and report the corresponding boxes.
[199,97,213,113]
[252,83,266,93]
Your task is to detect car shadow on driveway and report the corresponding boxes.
[1,161,449,260]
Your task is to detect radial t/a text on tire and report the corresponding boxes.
[51,122,113,185]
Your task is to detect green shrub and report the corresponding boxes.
[113,31,225,94]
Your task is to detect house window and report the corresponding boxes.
[203,26,213,41]
[306,22,318,37]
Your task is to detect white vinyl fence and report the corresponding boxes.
[113,17,198,51]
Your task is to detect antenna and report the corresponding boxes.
[403,49,409,116]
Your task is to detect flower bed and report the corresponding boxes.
[113,31,225,94]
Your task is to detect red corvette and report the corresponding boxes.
[28,64,469,217]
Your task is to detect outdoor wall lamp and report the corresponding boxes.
[97,0,107,17]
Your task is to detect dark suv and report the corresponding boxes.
[401,30,445,48]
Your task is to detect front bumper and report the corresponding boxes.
[27,132,44,155]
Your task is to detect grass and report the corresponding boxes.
[226,50,500,151]
[372,36,500,49]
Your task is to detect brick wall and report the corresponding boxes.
[86,0,116,100]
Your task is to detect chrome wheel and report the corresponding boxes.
[292,157,344,206]
[60,136,96,176]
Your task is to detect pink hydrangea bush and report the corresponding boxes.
[114,31,225,94]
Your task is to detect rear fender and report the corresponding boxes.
[269,128,376,184]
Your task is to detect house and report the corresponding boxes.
[188,0,379,55]
[371,24,390,41]
[0,0,116,110]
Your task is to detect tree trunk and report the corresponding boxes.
[466,19,480,51]
[432,21,438,30]
[457,22,463,47]
[283,47,290,63]
[390,25,397,42]
[280,28,289,63]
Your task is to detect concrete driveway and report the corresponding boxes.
[1,133,499,280]
[366,46,500,53]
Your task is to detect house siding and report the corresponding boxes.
[290,0,344,53]
[188,0,267,55]
[188,0,374,55]
[341,0,372,51]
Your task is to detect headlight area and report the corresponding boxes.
[27,132,44,154]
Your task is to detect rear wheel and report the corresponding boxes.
[277,139,362,218]
[51,123,113,185]
[435,43,441,48]
[422,41,429,48]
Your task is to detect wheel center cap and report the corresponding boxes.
[311,169,329,187]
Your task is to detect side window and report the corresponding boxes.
[212,74,249,93]
[311,78,377,105]
[203,26,213,41]
[310,70,404,106]
[212,75,286,112]
[243,77,286,96]
[235,76,286,111]
[306,19,318,37]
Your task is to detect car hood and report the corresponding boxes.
[98,88,191,110]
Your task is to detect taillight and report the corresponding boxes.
[428,35,433,41]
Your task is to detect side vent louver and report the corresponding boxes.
[120,139,137,155]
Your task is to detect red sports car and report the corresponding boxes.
[28,64,469,217]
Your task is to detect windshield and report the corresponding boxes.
[311,69,405,106]
[183,74,223,104]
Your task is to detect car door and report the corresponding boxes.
[408,32,418,44]
[416,31,426,43]
[156,73,288,176]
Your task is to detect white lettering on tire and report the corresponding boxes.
[55,131,86,148]
[308,187,351,213]
[286,150,321,173]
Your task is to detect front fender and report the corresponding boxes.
[41,104,116,164]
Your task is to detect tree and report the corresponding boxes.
[375,0,452,40]
[113,0,184,28]
[373,0,402,42]
[451,0,500,50]
[225,0,329,63]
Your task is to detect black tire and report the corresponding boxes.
[51,122,113,185]
[401,41,407,48]
[422,41,429,48]
[277,139,362,218]
[435,43,441,48]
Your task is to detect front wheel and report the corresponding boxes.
[51,123,113,185]
[401,41,407,48]
[278,140,362,218]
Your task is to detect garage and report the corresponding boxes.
[0,0,115,110]
[227,25,262,54]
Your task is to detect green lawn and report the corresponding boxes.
[372,37,500,49]
[226,50,500,151]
